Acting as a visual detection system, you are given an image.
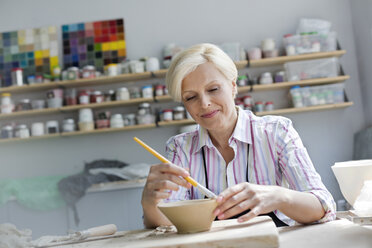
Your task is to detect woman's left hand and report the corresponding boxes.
[213,182,285,223]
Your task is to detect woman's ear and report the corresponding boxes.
[232,80,238,98]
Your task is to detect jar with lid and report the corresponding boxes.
[79,89,90,104]
[163,109,173,121]
[46,120,59,134]
[104,90,116,102]
[255,101,264,112]
[106,64,119,76]
[15,124,30,138]
[110,114,124,128]
[237,75,248,87]
[95,111,111,129]
[1,125,13,139]
[138,102,152,115]
[31,122,45,136]
[15,99,32,111]
[63,119,76,132]
[274,71,285,83]
[155,84,164,96]
[130,87,141,99]
[65,88,77,106]
[124,113,136,126]
[142,85,153,99]
[90,90,104,103]
[242,95,253,106]
[27,75,36,85]
[82,65,96,79]
[36,75,43,83]
[259,72,273,84]
[137,103,155,124]
[1,93,14,114]
[66,67,80,80]
[265,101,274,111]
[173,106,185,120]
[116,87,130,101]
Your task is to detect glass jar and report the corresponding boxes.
[155,85,164,96]
[255,101,264,112]
[116,87,130,101]
[79,89,90,104]
[163,109,173,121]
[15,99,32,111]
[82,65,96,79]
[265,101,274,111]
[63,119,76,132]
[15,124,30,138]
[124,113,136,126]
[104,90,116,102]
[1,93,14,114]
[65,88,77,106]
[137,103,155,124]
[66,67,80,80]
[90,91,104,103]
[130,87,141,99]
[110,114,124,128]
[142,85,153,99]
[138,102,151,115]
[1,125,13,139]
[173,106,185,120]
[242,95,253,106]
[46,120,59,134]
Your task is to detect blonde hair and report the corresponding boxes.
[165,43,238,102]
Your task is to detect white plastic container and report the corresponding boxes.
[283,32,337,55]
[284,57,339,81]
[110,114,124,128]
[290,86,303,108]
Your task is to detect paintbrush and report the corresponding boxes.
[133,137,217,199]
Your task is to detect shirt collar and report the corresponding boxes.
[193,106,252,154]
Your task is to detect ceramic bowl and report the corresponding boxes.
[332,160,372,206]
[158,199,217,234]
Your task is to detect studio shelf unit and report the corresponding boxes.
[0,50,352,143]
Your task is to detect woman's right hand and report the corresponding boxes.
[141,163,192,208]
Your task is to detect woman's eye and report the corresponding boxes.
[185,96,195,101]
[208,87,218,92]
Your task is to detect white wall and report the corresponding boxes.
[0,0,367,238]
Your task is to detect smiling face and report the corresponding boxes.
[181,62,238,133]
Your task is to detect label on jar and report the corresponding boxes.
[79,95,89,104]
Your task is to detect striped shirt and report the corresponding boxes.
[165,107,336,225]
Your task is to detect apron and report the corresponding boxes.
[201,145,288,227]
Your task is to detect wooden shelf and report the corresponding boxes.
[158,119,196,126]
[0,50,346,94]
[237,75,349,93]
[60,124,156,137]
[0,108,60,120]
[235,50,346,69]
[0,133,60,143]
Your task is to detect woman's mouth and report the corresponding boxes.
[201,110,219,118]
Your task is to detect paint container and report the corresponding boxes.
[62,119,76,132]
[163,109,173,121]
[31,122,45,136]
[46,120,59,134]
[244,104,253,111]
[263,49,279,58]
[79,108,94,123]
[82,65,96,79]
[66,67,80,80]
[155,85,165,96]
[265,101,274,111]
[130,87,141,99]
[27,75,36,85]
[106,64,119,76]
[95,111,111,129]
[65,88,77,105]
[1,125,13,139]
[237,75,247,87]
[15,124,30,138]
[104,90,115,102]
[261,39,276,52]
[254,102,264,112]
[15,99,32,111]
[1,93,14,114]
[259,72,273,84]
[11,68,24,86]
[90,91,104,103]
[243,95,253,106]
[274,71,285,83]
[79,89,90,104]
[145,57,160,72]
[31,99,46,109]
[46,88,64,108]
[36,75,43,83]
[110,114,124,128]
[124,113,136,126]
[247,47,262,60]
[142,85,153,99]
[173,106,185,120]
[137,103,155,124]
[129,60,145,73]
[116,87,130,101]
[78,122,94,131]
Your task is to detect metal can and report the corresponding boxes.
[11,68,24,86]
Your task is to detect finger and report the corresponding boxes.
[157,163,190,178]
[218,198,256,220]
[216,183,247,204]
[164,174,192,189]
[214,189,248,216]
[149,180,180,192]
[152,191,172,200]
[237,206,261,223]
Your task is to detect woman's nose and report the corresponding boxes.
[200,95,211,108]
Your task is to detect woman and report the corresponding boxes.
[141,43,336,228]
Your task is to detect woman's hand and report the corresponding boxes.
[141,163,192,208]
[213,182,284,223]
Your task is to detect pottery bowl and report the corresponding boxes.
[157,199,217,234]
[332,160,372,206]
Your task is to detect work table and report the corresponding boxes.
[45,216,372,248]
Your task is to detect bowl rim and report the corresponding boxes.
[158,199,216,208]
